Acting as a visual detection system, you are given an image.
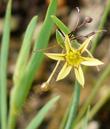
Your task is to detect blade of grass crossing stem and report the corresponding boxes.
[64,81,80,129]
[51,15,70,34]
[13,16,38,84]
[8,0,57,129]
[91,0,110,53]
[0,0,12,129]
[73,64,110,127]
[26,96,60,129]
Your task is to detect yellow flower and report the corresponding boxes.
[45,35,103,87]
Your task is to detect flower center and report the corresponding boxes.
[66,51,82,66]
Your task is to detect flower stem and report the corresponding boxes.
[64,81,80,129]
[74,91,110,129]
[73,64,110,126]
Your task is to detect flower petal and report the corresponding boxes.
[74,66,84,87]
[45,53,65,61]
[57,62,72,81]
[81,57,103,66]
[78,36,93,53]
[65,35,74,53]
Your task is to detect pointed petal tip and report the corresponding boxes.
[74,66,85,87]
[44,53,65,60]
[56,77,60,81]
[78,80,85,87]
[82,57,104,66]
[81,84,85,88]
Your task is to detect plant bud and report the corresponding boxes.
[85,16,93,23]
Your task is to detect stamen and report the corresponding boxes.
[77,16,93,30]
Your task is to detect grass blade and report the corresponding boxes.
[91,0,110,53]
[0,0,12,129]
[56,29,65,48]
[8,0,57,129]
[26,96,60,129]
[51,15,70,34]
[74,92,110,129]
[13,16,38,84]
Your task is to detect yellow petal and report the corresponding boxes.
[78,36,93,53]
[45,53,65,61]
[74,66,84,87]
[65,35,74,53]
[81,57,103,66]
[57,62,72,81]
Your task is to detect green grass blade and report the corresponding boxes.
[91,0,110,53]
[51,15,79,46]
[13,16,38,84]
[74,92,110,129]
[12,0,57,111]
[0,0,12,129]
[51,15,70,34]
[26,96,60,129]
[64,81,80,129]
[8,0,57,129]
[56,29,65,48]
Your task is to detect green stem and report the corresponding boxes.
[74,91,110,129]
[64,81,80,129]
[0,0,12,129]
[91,0,110,53]
[73,64,110,126]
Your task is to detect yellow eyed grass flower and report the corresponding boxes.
[45,35,103,87]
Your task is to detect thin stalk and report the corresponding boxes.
[74,91,110,129]
[74,1,110,125]
[0,0,12,129]
[64,81,80,129]
[73,64,110,126]
[26,96,60,129]
[91,0,110,53]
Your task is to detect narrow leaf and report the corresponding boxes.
[8,17,38,129]
[56,29,65,48]
[13,16,38,84]
[8,1,57,129]
[51,15,70,34]
[26,96,60,129]
[0,0,12,129]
